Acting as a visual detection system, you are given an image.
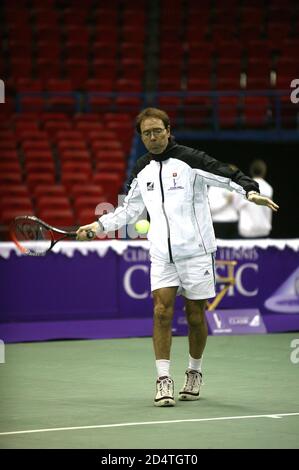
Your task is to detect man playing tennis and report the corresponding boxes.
[77,108,279,407]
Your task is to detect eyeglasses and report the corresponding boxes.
[141,128,166,138]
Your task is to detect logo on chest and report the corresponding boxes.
[147,182,154,191]
[168,172,184,191]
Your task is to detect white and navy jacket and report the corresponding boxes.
[99,141,260,262]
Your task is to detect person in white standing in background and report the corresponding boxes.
[234,159,274,238]
[208,164,239,239]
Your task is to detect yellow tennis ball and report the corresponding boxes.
[135,219,150,234]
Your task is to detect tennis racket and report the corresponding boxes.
[10,215,95,256]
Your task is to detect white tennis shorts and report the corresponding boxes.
[150,253,216,300]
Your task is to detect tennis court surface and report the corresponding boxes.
[0,333,298,449]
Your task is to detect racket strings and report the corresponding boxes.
[13,219,53,255]
[17,222,46,242]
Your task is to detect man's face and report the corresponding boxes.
[140,117,170,154]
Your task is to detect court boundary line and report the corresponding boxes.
[0,412,299,437]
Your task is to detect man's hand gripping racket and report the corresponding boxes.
[76,221,103,241]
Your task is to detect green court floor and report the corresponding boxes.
[0,333,298,449]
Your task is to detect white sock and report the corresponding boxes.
[188,354,202,373]
[156,359,170,378]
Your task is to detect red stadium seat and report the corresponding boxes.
[26,173,55,191]
[242,97,271,127]
[64,26,89,44]
[93,172,123,196]
[74,113,102,122]
[70,184,104,199]
[55,130,84,142]
[13,113,40,122]
[36,42,61,60]
[88,96,114,113]
[16,130,49,141]
[35,26,60,43]
[216,76,241,90]
[76,208,102,225]
[0,140,17,150]
[218,96,240,128]
[19,96,46,113]
[22,140,51,151]
[0,130,16,140]
[36,196,72,212]
[44,121,73,139]
[38,209,76,228]
[245,75,271,90]
[186,78,213,91]
[0,150,19,161]
[93,28,118,43]
[0,172,22,185]
[73,195,107,213]
[88,129,117,140]
[41,112,69,121]
[115,79,142,92]
[0,184,30,198]
[10,58,33,77]
[278,95,299,128]
[64,59,89,89]
[33,185,67,198]
[0,157,22,170]
[0,196,33,218]
[114,96,142,117]
[45,80,73,92]
[25,161,55,174]
[90,140,123,151]
[24,150,54,162]
[84,78,114,92]
[36,58,61,79]
[1,208,35,226]
[92,60,117,80]
[122,26,146,42]
[15,78,44,92]
[120,44,144,60]
[61,161,92,178]
[63,8,88,25]
[182,96,212,128]
[93,149,126,162]
[14,121,40,132]
[61,172,90,191]
[65,43,89,60]
[74,123,104,136]
[57,140,87,151]
[59,150,91,162]
[96,162,126,175]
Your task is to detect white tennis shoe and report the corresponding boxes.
[178,369,202,401]
[154,376,175,407]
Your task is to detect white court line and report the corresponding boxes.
[0,412,299,437]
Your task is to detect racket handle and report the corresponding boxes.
[86,230,95,240]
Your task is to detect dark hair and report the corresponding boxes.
[250,159,267,178]
[135,108,170,134]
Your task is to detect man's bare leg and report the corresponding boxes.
[152,287,178,359]
[178,298,208,401]
[152,287,178,407]
[184,298,208,359]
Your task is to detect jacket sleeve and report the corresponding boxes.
[186,147,260,196]
[99,177,145,232]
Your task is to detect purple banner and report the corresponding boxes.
[172,309,267,336]
[0,243,299,342]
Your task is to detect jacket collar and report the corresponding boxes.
[149,139,178,162]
